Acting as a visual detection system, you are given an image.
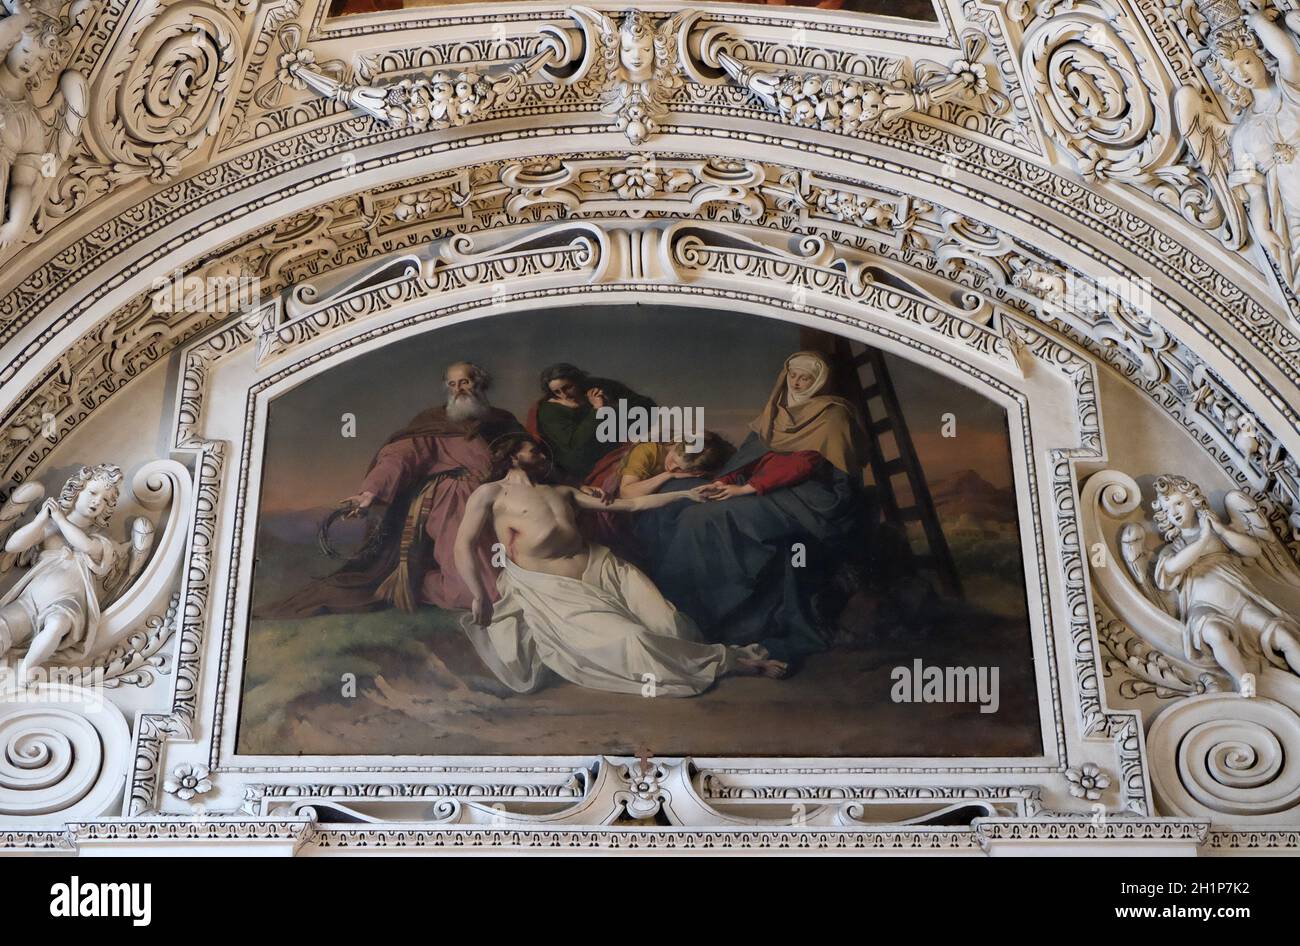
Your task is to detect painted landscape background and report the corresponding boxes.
[239,303,1041,758]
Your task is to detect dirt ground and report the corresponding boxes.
[236,606,1043,758]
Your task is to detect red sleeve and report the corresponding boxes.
[745,451,823,494]
[715,457,758,487]
[361,436,437,503]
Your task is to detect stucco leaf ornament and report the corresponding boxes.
[267,21,569,133]
[712,31,1007,136]
[570,7,690,145]
[1175,0,1300,298]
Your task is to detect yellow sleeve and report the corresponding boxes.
[621,442,664,481]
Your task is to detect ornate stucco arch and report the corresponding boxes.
[3,0,1300,854]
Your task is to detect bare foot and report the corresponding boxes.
[735,656,789,679]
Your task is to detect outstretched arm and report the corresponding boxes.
[569,485,702,512]
[453,485,497,626]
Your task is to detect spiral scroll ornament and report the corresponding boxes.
[1021,7,1180,182]
[1147,694,1300,822]
[78,0,240,190]
[0,685,131,822]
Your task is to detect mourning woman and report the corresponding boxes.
[633,351,868,662]
[527,363,655,483]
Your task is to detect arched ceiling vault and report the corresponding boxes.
[2,0,1299,534]
[8,0,1300,849]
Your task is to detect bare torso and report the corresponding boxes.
[487,479,589,579]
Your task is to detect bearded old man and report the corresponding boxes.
[263,361,523,617]
[633,350,868,661]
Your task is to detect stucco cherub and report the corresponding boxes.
[0,0,92,248]
[1120,474,1300,691]
[572,7,688,145]
[1176,0,1300,298]
[0,464,153,681]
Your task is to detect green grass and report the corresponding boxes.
[238,607,463,750]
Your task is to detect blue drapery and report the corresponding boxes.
[633,432,864,661]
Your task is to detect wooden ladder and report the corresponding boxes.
[831,336,964,598]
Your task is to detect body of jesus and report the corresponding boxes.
[453,434,787,696]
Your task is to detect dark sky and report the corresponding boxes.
[259,303,1013,511]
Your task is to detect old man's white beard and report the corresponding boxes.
[446,390,492,423]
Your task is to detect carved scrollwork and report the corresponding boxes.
[57,0,241,218]
[0,684,130,821]
[711,31,1009,137]
[273,17,582,136]
[1148,691,1300,820]
[1021,1,1181,182]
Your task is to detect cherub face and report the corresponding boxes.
[73,479,114,522]
[5,31,47,82]
[1227,49,1269,91]
[619,28,654,83]
[1161,491,1194,530]
[664,445,686,473]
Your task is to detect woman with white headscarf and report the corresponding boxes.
[633,351,868,662]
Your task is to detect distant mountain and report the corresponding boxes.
[928,469,1017,523]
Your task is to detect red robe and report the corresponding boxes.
[262,406,522,617]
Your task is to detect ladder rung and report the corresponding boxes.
[871,419,894,434]
[884,458,909,475]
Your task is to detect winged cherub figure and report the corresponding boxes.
[573,7,687,145]
[0,0,92,248]
[1175,0,1300,297]
[0,464,154,681]
[1120,474,1300,691]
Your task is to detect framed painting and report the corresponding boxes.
[237,302,1043,759]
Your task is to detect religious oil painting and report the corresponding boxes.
[238,303,1042,757]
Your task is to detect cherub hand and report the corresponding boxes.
[42,498,64,521]
[1194,511,1221,544]
[586,387,607,409]
[471,596,493,627]
[685,485,711,502]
